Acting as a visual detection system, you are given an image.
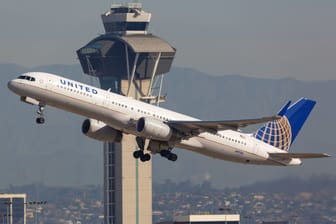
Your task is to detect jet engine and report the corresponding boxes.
[136,117,173,141]
[81,119,122,142]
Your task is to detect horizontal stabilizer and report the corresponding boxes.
[269,152,331,160]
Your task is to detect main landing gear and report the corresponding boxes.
[133,137,178,162]
[36,104,45,124]
[133,137,151,162]
[160,150,178,162]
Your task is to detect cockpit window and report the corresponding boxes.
[18,75,36,82]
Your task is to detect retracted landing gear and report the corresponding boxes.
[160,149,178,162]
[36,104,45,124]
[133,137,151,162]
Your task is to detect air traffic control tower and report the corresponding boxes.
[76,3,176,224]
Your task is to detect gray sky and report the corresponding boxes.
[1,1,335,189]
[1,0,336,80]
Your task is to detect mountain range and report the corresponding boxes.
[1,63,335,188]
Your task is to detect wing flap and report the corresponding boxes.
[168,115,280,136]
[269,153,331,160]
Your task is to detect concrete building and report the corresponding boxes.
[0,194,26,224]
[77,3,176,224]
[158,214,240,224]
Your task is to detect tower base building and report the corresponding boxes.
[158,214,240,224]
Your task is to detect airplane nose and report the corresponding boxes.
[7,80,14,90]
[7,80,20,93]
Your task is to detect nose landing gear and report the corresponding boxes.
[36,104,45,124]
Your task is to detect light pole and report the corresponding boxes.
[28,201,47,224]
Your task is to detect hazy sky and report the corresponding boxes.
[1,1,336,189]
[1,1,336,80]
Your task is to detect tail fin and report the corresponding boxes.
[254,98,316,151]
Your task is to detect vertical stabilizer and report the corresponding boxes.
[254,98,316,151]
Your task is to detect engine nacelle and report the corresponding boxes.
[81,119,122,142]
[136,117,173,141]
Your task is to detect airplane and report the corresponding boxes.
[8,72,330,166]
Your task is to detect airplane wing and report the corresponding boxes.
[168,115,280,137]
[269,153,331,160]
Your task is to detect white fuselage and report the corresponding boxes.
[8,72,301,166]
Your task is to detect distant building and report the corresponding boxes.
[158,214,240,224]
[0,193,26,224]
[262,221,289,224]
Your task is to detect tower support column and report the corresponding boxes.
[104,80,152,224]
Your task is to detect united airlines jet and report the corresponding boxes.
[8,72,330,165]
